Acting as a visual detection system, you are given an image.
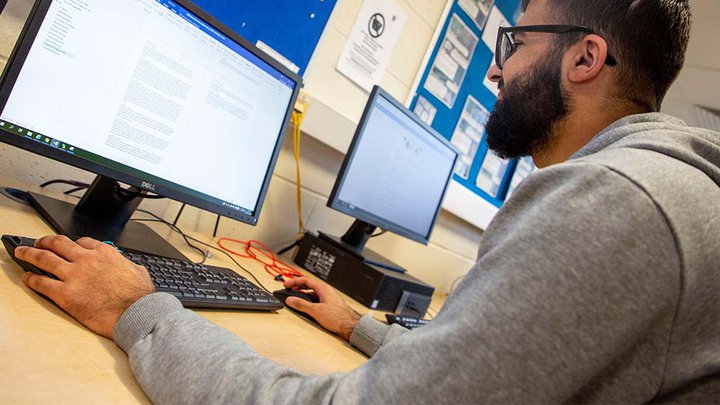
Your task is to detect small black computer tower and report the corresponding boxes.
[293,232,434,314]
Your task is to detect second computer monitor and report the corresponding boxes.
[328,86,458,248]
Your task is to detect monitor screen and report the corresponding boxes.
[328,87,458,245]
[0,0,300,225]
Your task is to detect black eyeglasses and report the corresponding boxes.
[495,24,618,70]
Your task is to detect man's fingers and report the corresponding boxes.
[283,277,309,289]
[15,246,70,280]
[286,297,316,315]
[283,277,337,302]
[34,235,85,262]
[294,277,333,297]
[74,236,105,250]
[22,272,64,300]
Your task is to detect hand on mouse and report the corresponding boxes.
[15,235,155,340]
[283,276,361,341]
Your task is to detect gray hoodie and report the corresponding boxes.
[114,113,720,403]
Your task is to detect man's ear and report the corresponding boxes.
[567,34,611,84]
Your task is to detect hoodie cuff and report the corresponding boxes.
[113,292,184,353]
[349,314,393,357]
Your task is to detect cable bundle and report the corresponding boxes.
[217,237,303,281]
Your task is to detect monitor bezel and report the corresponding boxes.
[0,0,302,226]
[327,86,458,245]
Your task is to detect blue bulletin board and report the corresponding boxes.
[410,0,524,215]
[191,0,337,77]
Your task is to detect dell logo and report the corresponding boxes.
[141,181,156,191]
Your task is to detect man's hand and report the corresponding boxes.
[15,235,155,340]
[283,276,362,341]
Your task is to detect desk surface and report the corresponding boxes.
[0,178,422,403]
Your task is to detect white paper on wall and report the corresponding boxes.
[481,5,510,50]
[413,96,438,125]
[458,0,495,31]
[423,14,479,108]
[450,96,489,179]
[475,149,509,197]
[336,0,407,92]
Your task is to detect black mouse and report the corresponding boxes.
[272,288,320,322]
[272,288,320,305]
[1,235,59,280]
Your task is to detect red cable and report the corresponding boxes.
[217,237,303,280]
[217,238,253,258]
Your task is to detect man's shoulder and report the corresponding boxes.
[498,160,658,230]
[576,115,720,179]
[575,125,720,199]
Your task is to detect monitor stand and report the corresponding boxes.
[318,219,406,273]
[318,232,406,273]
[28,175,187,261]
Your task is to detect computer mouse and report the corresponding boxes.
[272,288,320,322]
[1,234,59,280]
[272,288,320,305]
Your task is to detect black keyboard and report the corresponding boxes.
[385,313,430,329]
[121,250,283,311]
[2,234,283,311]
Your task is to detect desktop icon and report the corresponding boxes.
[51,140,60,148]
[43,137,51,143]
[0,122,5,126]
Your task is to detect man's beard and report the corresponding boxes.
[485,55,569,160]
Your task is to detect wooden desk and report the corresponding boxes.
[0,179,375,403]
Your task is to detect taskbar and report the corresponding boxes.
[0,119,254,217]
[0,119,77,154]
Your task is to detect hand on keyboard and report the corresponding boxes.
[15,235,156,339]
[121,250,282,311]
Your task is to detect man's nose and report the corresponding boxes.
[487,63,502,83]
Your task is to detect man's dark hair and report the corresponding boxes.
[522,0,692,111]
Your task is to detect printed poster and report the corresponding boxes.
[336,0,407,92]
[458,0,495,31]
[450,96,489,179]
[475,149,510,198]
[505,156,536,198]
[424,14,479,108]
[413,96,437,125]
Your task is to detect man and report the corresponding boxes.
[13,0,720,402]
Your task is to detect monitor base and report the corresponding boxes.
[28,191,188,261]
[318,232,406,273]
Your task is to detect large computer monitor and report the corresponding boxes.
[0,0,300,259]
[325,86,458,256]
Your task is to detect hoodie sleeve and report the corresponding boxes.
[114,161,681,404]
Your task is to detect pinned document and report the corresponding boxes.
[336,0,407,92]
